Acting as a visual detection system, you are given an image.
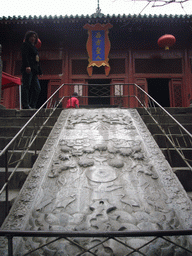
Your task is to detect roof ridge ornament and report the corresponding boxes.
[91,0,105,18]
[96,0,101,14]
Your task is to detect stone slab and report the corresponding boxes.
[0,109,192,255]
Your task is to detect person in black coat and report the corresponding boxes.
[21,31,42,109]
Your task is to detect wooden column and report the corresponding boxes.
[128,50,136,108]
[0,45,2,103]
[184,49,192,107]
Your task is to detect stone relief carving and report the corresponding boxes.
[17,110,191,254]
[1,109,192,255]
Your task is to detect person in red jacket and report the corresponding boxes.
[66,92,79,108]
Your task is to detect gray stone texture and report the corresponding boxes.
[1,109,192,255]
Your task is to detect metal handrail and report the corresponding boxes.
[1,83,191,197]
[0,83,65,157]
[0,83,192,255]
[1,83,192,152]
[0,229,192,256]
[1,83,191,195]
[133,83,192,171]
[0,83,65,216]
[1,229,192,238]
[134,83,192,139]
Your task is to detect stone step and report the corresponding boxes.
[161,147,192,152]
[0,136,48,151]
[136,107,192,116]
[187,191,192,201]
[0,116,59,127]
[174,169,192,192]
[0,167,31,189]
[146,123,192,134]
[80,105,119,108]
[1,108,191,255]
[0,126,53,138]
[0,108,62,118]
[0,109,62,227]
[162,149,192,168]
[0,189,20,227]
[0,189,20,202]
[0,151,39,168]
[140,114,192,124]
[153,134,192,148]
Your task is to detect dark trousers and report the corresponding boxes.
[21,72,41,109]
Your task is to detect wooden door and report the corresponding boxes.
[47,79,61,108]
[135,78,148,108]
[169,79,183,107]
[111,79,125,107]
[72,79,87,106]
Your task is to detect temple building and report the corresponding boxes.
[1,6,192,255]
[0,11,192,108]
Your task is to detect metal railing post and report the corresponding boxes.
[0,44,2,102]
[5,150,9,216]
[7,235,13,256]
[0,230,192,256]
[0,83,66,223]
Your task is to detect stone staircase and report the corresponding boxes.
[0,107,192,227]
[0,108,62,226]
[137,107,192,199]
[1,108,192,255]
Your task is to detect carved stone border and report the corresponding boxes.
[129,109,192,230]
[0,110,70,254]
[1,108,192,255]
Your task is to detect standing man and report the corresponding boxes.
[66,92,79,108]
[21,31,42,109]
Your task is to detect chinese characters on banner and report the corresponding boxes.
[92,30,105,61]
[83,23,113,76]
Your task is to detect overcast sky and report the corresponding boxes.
[0,0,191,18]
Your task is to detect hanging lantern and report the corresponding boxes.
[36,38,42,49]
[157,34,176,50]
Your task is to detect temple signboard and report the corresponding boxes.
[83,23,113,76]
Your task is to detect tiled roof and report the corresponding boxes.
[0,13,192,22]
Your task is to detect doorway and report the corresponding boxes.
[88,79,111,106]
[36,80,49,108]
[147,78,170,107]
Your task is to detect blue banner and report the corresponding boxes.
[92,30,105,61]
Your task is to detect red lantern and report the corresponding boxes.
[157,34,176,50]
[36,38,42,49]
